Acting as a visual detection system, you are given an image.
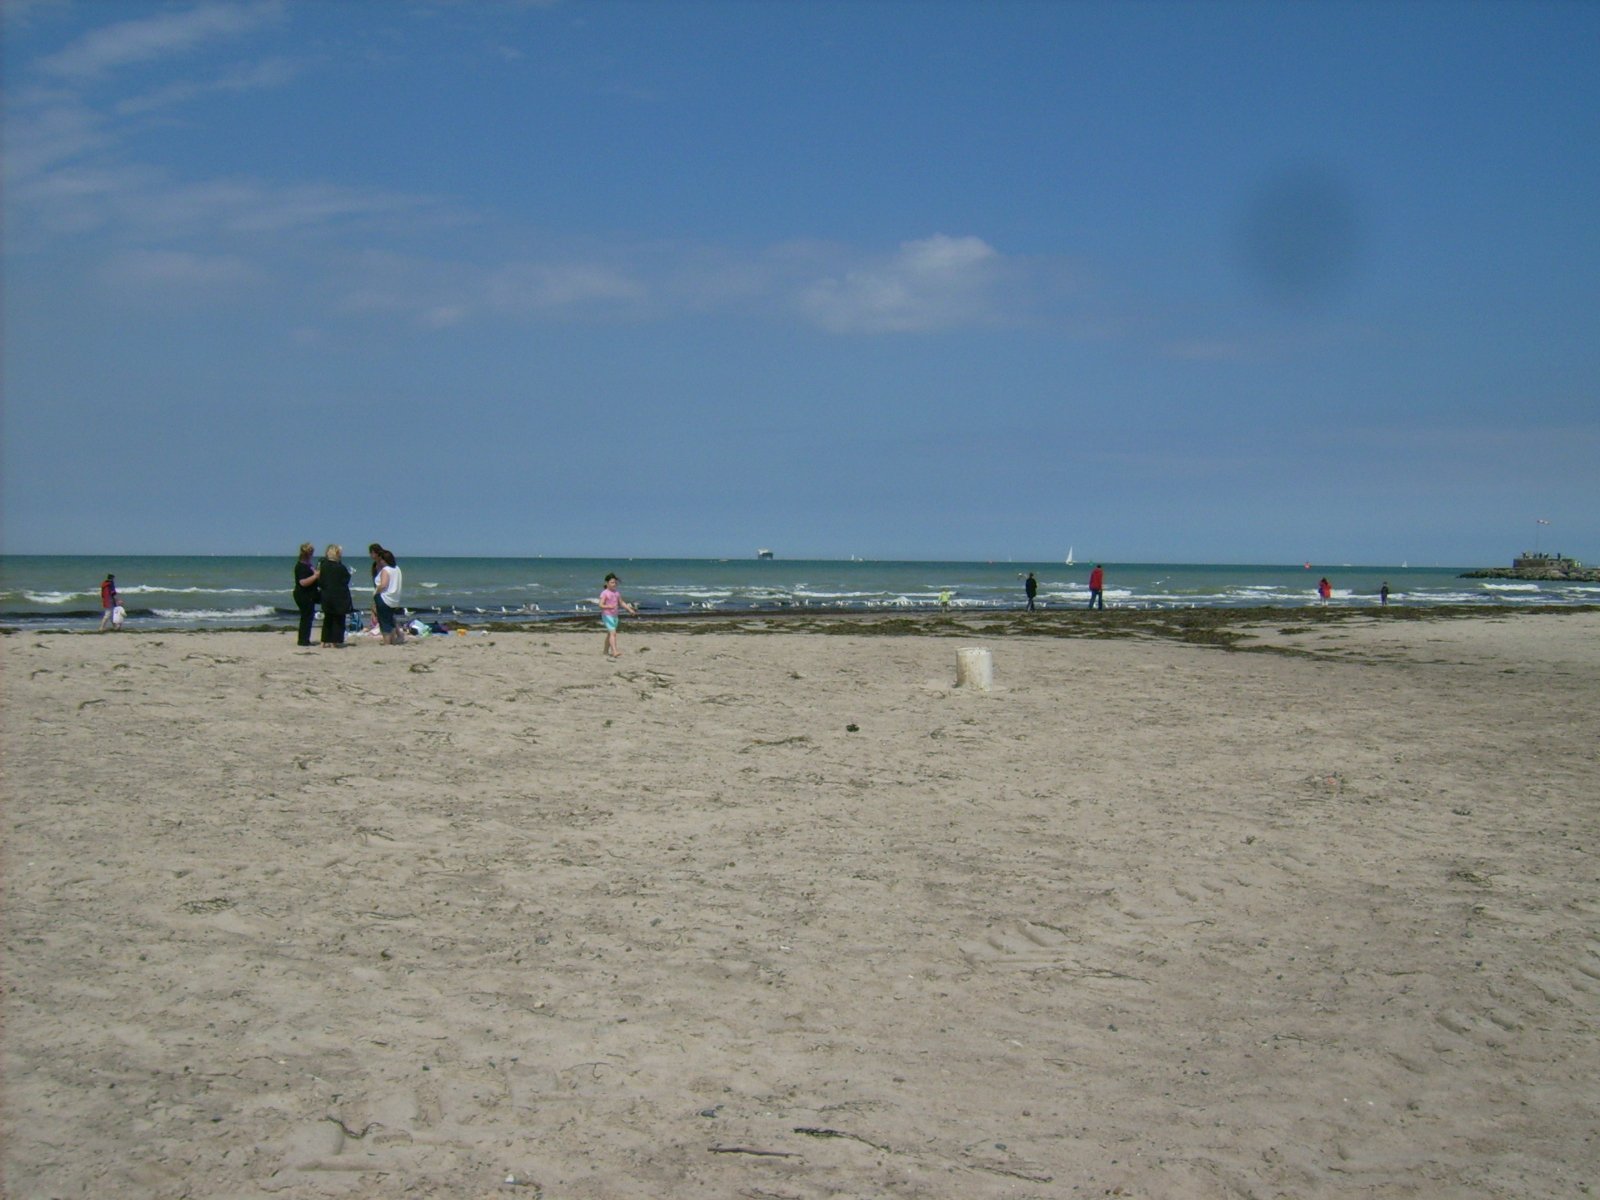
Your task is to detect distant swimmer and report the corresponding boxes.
[1088,564,1105,610]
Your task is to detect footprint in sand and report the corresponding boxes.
[960,919,1110,974]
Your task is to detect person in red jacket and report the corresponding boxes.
[98,574,118,632]
[1088,564,1105,610]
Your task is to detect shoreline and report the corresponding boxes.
[10,601,1600,645]
[6,560,1597,634]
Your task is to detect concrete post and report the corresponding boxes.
[956,646,994,691]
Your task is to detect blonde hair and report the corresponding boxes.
[325,544,343,562]
[299,542,315,560]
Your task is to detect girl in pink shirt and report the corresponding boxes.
[596,573,637,659]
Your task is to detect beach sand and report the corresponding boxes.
[4,611,1598,1198]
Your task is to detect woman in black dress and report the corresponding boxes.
[293,542,320,647]
[316,545,354,647]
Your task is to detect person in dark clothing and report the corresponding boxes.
[316,545,354,646]
[293,542,320,646]
[1024,572,1038,611]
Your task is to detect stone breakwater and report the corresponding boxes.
[1460,566,1600,581]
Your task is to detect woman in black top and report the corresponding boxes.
[316,545,354,647]
[293,542,320,646]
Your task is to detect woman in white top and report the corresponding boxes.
[370,545,405,644]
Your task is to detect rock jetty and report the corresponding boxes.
[1460,553,1600,582]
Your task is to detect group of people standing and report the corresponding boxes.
[290,551,640,655]
[293,543,405,648]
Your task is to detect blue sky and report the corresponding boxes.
[3,0,1596,564]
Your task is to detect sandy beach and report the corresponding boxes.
[4,609,1598,1198]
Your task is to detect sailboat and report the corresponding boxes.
[1064,547,1075,566]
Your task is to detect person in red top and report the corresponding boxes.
[1088,564,1105,610]
[1318,577,1333,603]
[98,574,117,632]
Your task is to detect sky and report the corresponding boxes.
[3,0,1597,564]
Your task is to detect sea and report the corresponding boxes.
[3,556,1595,634]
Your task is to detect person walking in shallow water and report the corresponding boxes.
[597,573,637,659]
[1088,564,1106,610]
[1024,572,1038,611]
[1318,577,1333,604]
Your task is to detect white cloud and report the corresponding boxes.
[5,162,166,239]
[0,0,71,30]
[222,181,434,234]
[333,251,467,320]
[115,56,301,116]
[322,237,1027,333]
[332,252,649,329]
[3,9,331,245]
[422,305,469,329]
[900,234,997,274]
[37,2,284,81]
[103,247,256,290]
[8,158,438,244]
[1,99,110,182]
[486,262,646,311]
[797,234,1004,333]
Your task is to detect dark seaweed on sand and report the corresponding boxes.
[518,603,1596,650]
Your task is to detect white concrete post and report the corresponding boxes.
[955,646,994,691]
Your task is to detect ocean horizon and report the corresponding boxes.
[3,554,1596,634]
